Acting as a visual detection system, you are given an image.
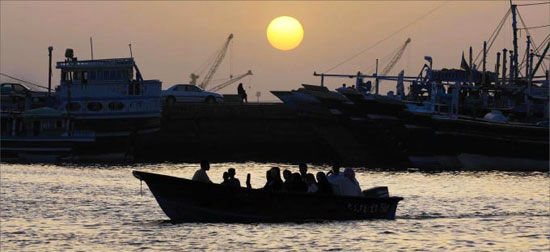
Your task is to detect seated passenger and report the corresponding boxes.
[264,167,283,192]
[298,163,308,182]
[263,170,272,190]
[290,172,308,193]
[227,168,241,187]
[220,172,230,186]
[305,173,318,193]
[340,168,362,196]
[327,163,344,195]
[316,172,333,195]
[192,160,212,183]
[282,169,292,192]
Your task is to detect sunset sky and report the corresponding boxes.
[1,1,548,101]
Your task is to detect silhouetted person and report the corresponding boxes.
[290,173,307,193]
[316,172,333,195]
[246,173,252,189]
[263,170,272,190]
[341,168,362,196]
[305,173,318,193]
[298,163,308,181]
[220,172,230,186]
[238,83,247,103]
[327,162,345,195]
[265,167,283,192]
[192,160,212,183]
[282,169,292,192]
[227,168,241,187]
[327,163,342,179]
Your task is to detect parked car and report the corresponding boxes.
[162,84,223,104]
[1,82,31,98]
[1,83,50,111]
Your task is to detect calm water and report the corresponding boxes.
[1,163,549,251]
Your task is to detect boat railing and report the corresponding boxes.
[56,80,161,98]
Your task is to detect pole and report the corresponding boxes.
[511,4,519,81]
[524,36,531,79]
[502,49,507,85]
[128,43,133,58]
[495,52,501,85]
[469,46,473,84]
[321,74,324,87]
[482,41,487,85]
[48,46,53,95]
[509,51,514,84]
[90,37,94,60]
[375,58,379,95]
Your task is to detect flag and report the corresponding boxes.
[460,52,470,72]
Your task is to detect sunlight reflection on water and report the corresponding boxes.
[1,163,549,251]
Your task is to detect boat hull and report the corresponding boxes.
[133,171,403,223]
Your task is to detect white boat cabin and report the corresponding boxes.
[55,51,161,119]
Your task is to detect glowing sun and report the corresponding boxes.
[266,16,304,51]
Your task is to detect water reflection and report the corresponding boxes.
[1,163,549,251]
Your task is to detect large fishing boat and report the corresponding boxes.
[273,3,549,170]
[53,49,162,158]
[0,49,162,161]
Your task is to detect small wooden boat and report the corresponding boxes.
[133,171,403,223]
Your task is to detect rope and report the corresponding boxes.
[517,1,550,7]
[322,1,448,73]
[518,24,550,30]
[0,72,49,90]
[473,9,510,66]
[517,10,547,72]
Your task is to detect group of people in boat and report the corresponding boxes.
[192,161,363,197]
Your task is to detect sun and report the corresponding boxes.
[266,16,304,51]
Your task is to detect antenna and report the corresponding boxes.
[128,43,133,58]
[90,37,94,60]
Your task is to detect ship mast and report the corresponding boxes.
[510,2,519,82]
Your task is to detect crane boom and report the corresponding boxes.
[380,38,411,76]
[198,34,234,90]
[209,70,253,92]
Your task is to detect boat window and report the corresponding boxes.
[89,71,96,80]
[66,102,81,111]
[116,70,122,80]
[73,71,80,81]
[110,70,116,80]
[87,102,103,112]
[62,70,73,82]
[108,101,124,111]
[82,71,88,83]
[56,120,62,128]
[104,70,110,80]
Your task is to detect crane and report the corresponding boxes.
[380,38,411,77]
[194,34,234,90]
[208,70,253,92]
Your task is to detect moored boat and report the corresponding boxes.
[133,170,403,223]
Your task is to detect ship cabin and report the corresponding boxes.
[55,50,161,119]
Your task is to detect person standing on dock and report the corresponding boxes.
[192,160,212,183]
[237,83,248,103]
